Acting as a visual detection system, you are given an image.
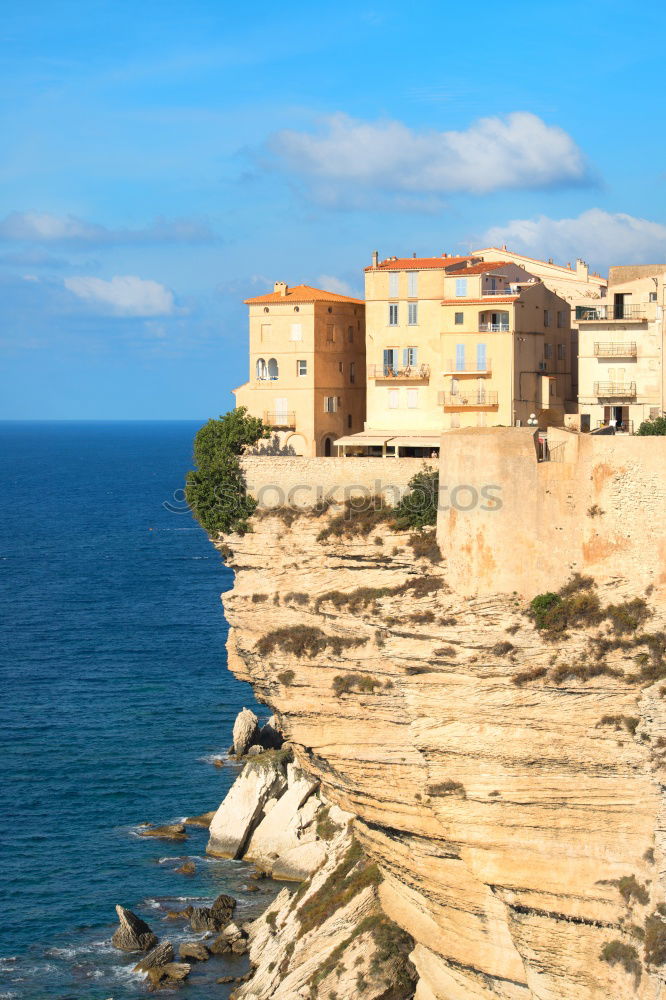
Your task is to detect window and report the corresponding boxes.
[455,312,464,325]
[407,271,418,297]
[256,357,267,380]
[450,377,459,396]
[403,347,418,367]
[407,389,419,409]
[650,291,657,302]
[557,344,566,361]
[408,302,418,325]
[326,324,334,343]
[349,362,356,384]
[476,343,487,372]
[267,357,279,379]
[557,310,566,328]
[290,323,302,341]
[388,303,398,326]
[544,344,553,359]
[455,344,465,371]
[383,348,397,373]
[347,413,352,429]
[338,362,344,373]
[389,272,399,297]
[455,278,468,297]
[544,309,551,328]
[324,396,337,413]
[297,360,307,376]
[260,323,270,342]
[388,389,399,409]
[348,325,354,342]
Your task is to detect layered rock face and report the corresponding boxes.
[216,508,666,1000]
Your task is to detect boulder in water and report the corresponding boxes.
[178,940,210,962]
[189,906,219,932]
[175,860,196,876]
[134,942,174,972]
[111,905,158,953]
[138,822,187,841]
[146,962,191,989]
[184,811,216,828]
[211,892,236,926]
[232,707,259,756]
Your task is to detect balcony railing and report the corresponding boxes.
[368,364,431,381]
[440,391,498,408]
[479,322,510,332]
[481,287,517,296]
[594,342,637,357]
[578,305,647,321]
[443,359,492,376]
[263,411,296,428]
[593,382,636,397]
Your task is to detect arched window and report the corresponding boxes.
[268,358,279,380]
[256,357,267,380]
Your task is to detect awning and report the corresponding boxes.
[333,432,396,447]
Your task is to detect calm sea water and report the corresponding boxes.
[0,422,275,1000]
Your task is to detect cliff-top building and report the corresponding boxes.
[577,265,666,433]
[335,252,575,456]
[233,282,366,457]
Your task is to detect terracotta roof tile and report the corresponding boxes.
[449,261,510,276]
[365,255,473,272]
[244,284,364,306]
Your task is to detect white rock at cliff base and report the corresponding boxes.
[233,707,260,756]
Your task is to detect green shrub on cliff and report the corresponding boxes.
[393,468,439,530]
[185,408,269,535]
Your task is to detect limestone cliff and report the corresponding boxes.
[215,506,666,1000]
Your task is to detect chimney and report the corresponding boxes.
[502,244,507,250]
[576,258,589,280]
[274,281,288,296]
[372,250,379,268]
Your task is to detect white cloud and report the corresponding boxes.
[316,274,355,297]
[267,112,590,204]
[481,209,666,272]
[0,211,215,245]
[64,275,175,316]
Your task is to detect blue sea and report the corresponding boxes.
[0,422,276,999]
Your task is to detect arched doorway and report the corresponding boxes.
[324,436,333,457]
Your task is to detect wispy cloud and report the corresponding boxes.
[316,274,358,297]
[64,274,175,316]
[266,111,592,208]
[481,208,666,273]
[0,211,216,246]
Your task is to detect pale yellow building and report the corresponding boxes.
[234,282,366,456]
[472,246,607,305]
[336,253,574,455]
[577,266,666,433]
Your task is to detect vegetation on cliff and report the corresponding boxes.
[185,408,269,536]
[637,415,666,435]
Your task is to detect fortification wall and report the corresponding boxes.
[241,455,433,508]
[437,426,666,599]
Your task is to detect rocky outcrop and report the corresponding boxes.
[213,506,666,1000]
[134,941,174,972]
[178,941,210,962]
[146,962,191,989]
[233,707,260,756]
[111,905,158,953]
[138,822,187,841]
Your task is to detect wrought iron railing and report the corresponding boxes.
[593,382,636,397]
[263,411,296,428]
[578,305,647,321]
[594,342,637,357]
[596,420,634,434]
[367,364,431,380]
[440,391,498,408]
[478,322,510,332]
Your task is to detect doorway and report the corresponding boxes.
[324,437,333,457]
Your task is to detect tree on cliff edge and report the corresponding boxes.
[636,415,666,435]
[185,408,269,536]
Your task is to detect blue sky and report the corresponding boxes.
[2,0,665,419]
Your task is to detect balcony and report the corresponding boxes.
[479,322,510,332]
[597,420,634,434]
[481,287,517,296]
[263,411,296,428]
[594,342,637,357]
[368,364,430,381]
[440,391,498,410]
[578,305,647,321]
[442,359,492,377]
[593,382,636,397]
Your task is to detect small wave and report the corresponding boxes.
[197,753,228,766]
[0,959,17,968]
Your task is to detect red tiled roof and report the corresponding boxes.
[365,255,473,272]
[473,247,608,283]
[441,296,519,305]
[450,261,509,276]
[244,284,364,305]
